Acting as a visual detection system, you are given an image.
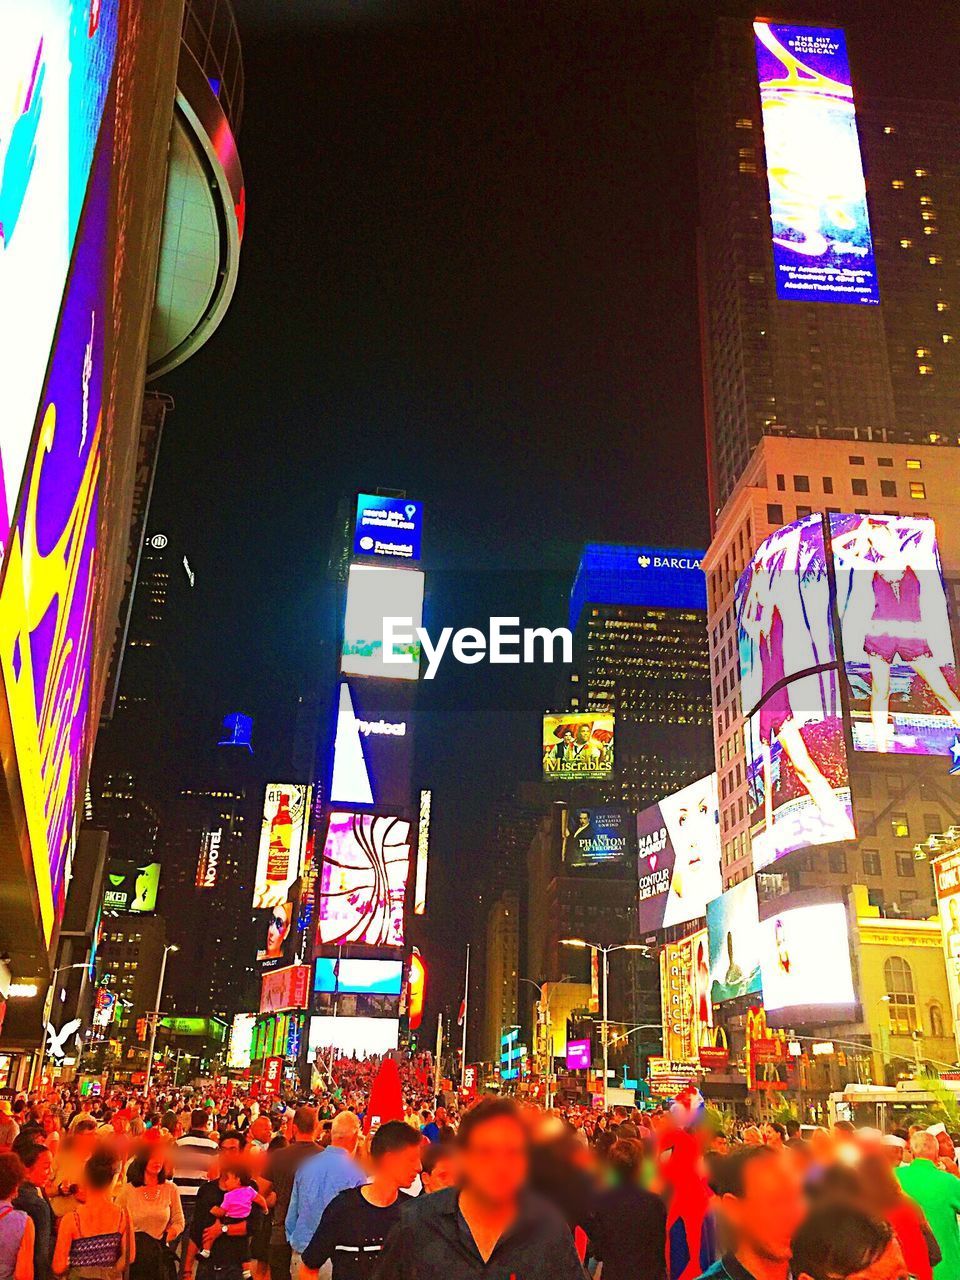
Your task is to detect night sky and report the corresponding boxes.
[150,0,960,1013]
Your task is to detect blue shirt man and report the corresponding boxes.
[286,1112,365,1261]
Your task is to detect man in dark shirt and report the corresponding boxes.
[696,1146,805,1280]
[184,1154,265,1280]
[261,1106,319,1280]
[300,1121,422,1280]
[374,1097,585,1280]
[13,1142,55,1280]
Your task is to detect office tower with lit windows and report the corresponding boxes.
[697,19,960,522]
[567,545,713,811]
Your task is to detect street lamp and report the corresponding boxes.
[561,938,649,1109]
[518,975,574,1108]
[32,962,89,1090]
[144,944,179,1093]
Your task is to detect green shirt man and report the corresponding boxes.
[897,1150,960,1280]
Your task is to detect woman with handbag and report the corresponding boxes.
[116,1149,183,1280]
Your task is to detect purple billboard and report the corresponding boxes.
[566,1039,591,1071]
[754,22,879,306]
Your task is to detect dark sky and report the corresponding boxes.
[151,0,960,1013]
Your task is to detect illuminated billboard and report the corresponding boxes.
[317,811,411,948]
[227,1013,256,1070]
[0,116,114,943]
[257,900,295,968]
[565,1039,591,1071]
[330,681,414,809]
[563,807,635,870]
[758,900,857,1025]
[253,784,311,910]
[407,948,425,1030]
[637,775,721,931]
[195,827,223,891]
[706,879,763,1006]
[933,852,960,1060]
[259,964,311,1015]
[354,494,422,562]
[830,514,960,756]
[414,790,430,916]
[542,712,614,781]
[308,1014,399,1059]
[660,930,713,1061]
[313,958,404,996]
[754,22,879,305]
[341,565,423,680]
[102,862,160,914]
[0,0,119,542]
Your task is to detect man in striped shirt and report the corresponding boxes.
[173,1111,221,1246]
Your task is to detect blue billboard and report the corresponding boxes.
[569,545,705,631]
[754,22,879,306]
[354,493,422,562]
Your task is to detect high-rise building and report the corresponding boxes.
[567,545,714,810]
[697,19,960,521]
[481,890,520,1063]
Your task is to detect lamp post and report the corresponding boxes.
[518,975,574,1108]
[144,944,179,1093]
[31,962,89,1091]
[561,938,649,1110]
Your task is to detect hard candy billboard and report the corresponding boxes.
[754,22,878,306]
[636,774,721,931]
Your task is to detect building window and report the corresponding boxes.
[880,479,897,497]
[877,457,893,467]
[929,255,942,265]
[796,505,812,519]
[924,812,942,835]
[849,455,865,466]
[884,956,917,1035]
[793,475,810,493]
[862,851,882,877]
[828,849,847,874]
[910,482,926,500]
[900,239,913,248]
[891,812,910,838]
[776,474,785,491]
[851,478,868,496]
[822,476,834,494]
[896,851,916,878]
[767,503,784,525]
[891,179,905,189]
[906,458,922,470]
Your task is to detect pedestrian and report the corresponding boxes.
[696,1146,805,1280]
[895,1131,960,1280]
[13,1143,54,1280]
[118,1147,185,1251]
[49,1122,99,1222]
[182,1154,264,1280]
[857,1152,937,1280]
[790,1202,908,1280]
[285,1113,363,1280]
[259,1107,318,1280]
[298,1122,421,1280]
[52,1149,135,1280]
[0,1152,35,1280]
[0,1104,21,1155]
[373,1097,586,1280]
[590,1138,666,1280]
[418,1144,458,1195]
[171,1113,218,1241]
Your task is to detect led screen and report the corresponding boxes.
[660,930,713,1061]
[330,681,414,809]
[227,1013,255,1070]
[933,852,960,1060]
[102,861,160,914]
[542,712,614,781]
[414,790,430,915]
[354,494,422,562]
[565,1039,591,1070]
[830,514,960,756]
[341,565,423,680]
[706,879,763,1005]
[0,0,119,544]
[253,784,311,910]
[754,22,879,305]
[257,900,296,971]
[308,1014,399,1059]
[0,108,113,944]
[637,775,721,931]
[313,957,404,996]
[758,902,856,1022]
[563,806,635,870]
[317,811,410,948]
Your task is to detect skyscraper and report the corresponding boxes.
[568,545,713,810]
[697,19,960,521]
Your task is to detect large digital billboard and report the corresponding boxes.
[830,514,960,756]
[637,775,721,931]
[660,930,713,1061]
[933,852,960,1061]
[737,516,855,869]
[563,806,635,870]
[706,879,763,1006]
[542,712,614,781]
[102,861,160,914]
[317,811,410,948]
[341,565,423,680]
[313,957,404,996]
[754,22,879,305]
[758,899,857,1025]
[253,784,312,910]
[0,106,114,944]
[308,1014,399,1059]
[354,494,422,562]
[330,681,414,809]
[227,1013,256,1070]
[0,0,119,543]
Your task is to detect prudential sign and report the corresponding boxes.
[354,494,422,562]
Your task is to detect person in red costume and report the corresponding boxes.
[657,1090,717,1280]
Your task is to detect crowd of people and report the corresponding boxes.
[0,1073,957,1280]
